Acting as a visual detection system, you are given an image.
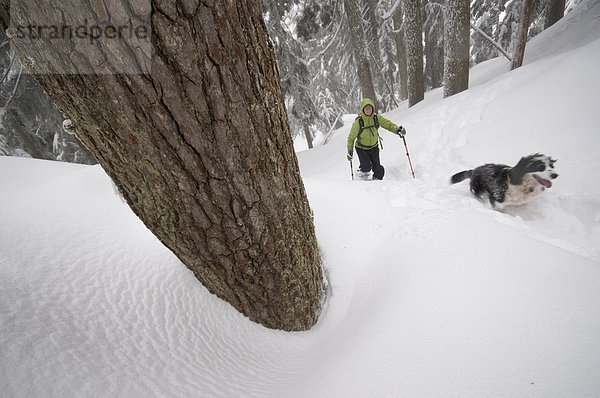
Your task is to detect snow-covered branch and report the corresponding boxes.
[0,52,16,85]
[2,62,22,107]
[470,22,512,62]
[380,0,402,20]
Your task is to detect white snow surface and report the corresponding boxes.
[2,2,600,397]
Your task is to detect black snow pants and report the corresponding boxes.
[356,146,385,180]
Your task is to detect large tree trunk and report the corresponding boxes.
[443,0,470,97]
[544,0,566,29]
[382,35,398,110]
[511,0,534,70]
[0,0,325,331]
[365,0,387,107]
[365,0,381,62]
[403,0,425,107]
[393,5,409,101]
[344,0,378,104]
[425,20,444,90]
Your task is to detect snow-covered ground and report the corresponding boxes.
[2,1,600,397]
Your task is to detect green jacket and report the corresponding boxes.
[347,98,399,150]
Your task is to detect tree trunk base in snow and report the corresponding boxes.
[0,0,326,331]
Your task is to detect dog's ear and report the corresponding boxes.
[509,155,546,184]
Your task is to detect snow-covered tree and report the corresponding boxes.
[0,30,94,164]
[263,0,320,148]
[511,0,535,70]
[362,0,398,110]
[0,36,94,164]
[379,18,400,109]
[392,2,409,101]
[403,0,425,107]
[344,0,378,105]
[471,0,503,64]
[444,0,470,97]
[497,0,523,56]
[296,0,356,123]
[424,1,445,90]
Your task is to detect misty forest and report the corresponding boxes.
[2,0,572,158]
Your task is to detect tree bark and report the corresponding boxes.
[365,0,386,106]
[425,21,444,90]
[393,4,409,101]
[0,0,325,331]
[544,0,565,29]
[382,35,398,109]
[443,0,470,97]
[344,0,378,104]
[402,0,424,107]
[303,122,313,149]
[511,0,534,70]
[365,0,381,61]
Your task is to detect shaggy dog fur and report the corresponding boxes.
[451,153,558,209]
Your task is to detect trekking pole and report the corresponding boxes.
[350,159,354,180]
[401,135,416,179]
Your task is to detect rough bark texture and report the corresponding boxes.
[511,0,534,70]
[544,0,565,29]
[344,0,377,104]
[393,6,408,101]
[443,0,470,97]
[402,0,424,107]
[0,0,325,331]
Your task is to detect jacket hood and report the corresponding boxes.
[360,98,376,117]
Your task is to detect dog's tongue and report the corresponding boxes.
[534,175,552,188]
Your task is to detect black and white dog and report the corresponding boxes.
[451,153,558,209]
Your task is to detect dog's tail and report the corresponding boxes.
[450,170,473,184]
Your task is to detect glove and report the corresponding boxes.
[397,126,407,138]
[347,148,353,161]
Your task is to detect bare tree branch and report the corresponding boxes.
[2,62,23,107]
[0,52,16,85]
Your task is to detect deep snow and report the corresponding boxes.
[2,1,600,397]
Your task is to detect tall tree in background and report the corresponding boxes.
[511,0,535,70]
[344,0,378,104]
[365,0,381,67]
[471,0,502,65]
[380,20,399,109]
[498,1,522,56]
[424,3,444,90]
[0,0,325,331]
[392,4,409,101]
[545,0,566,28]
[0,31,94,163]
[443,0,470,97]
[263,0,319,149]
[295,0,352,130]
[0,0,577,163]
[364,0,392,110]
[403,0,425,107]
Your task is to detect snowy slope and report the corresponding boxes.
[2,1,600,397]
